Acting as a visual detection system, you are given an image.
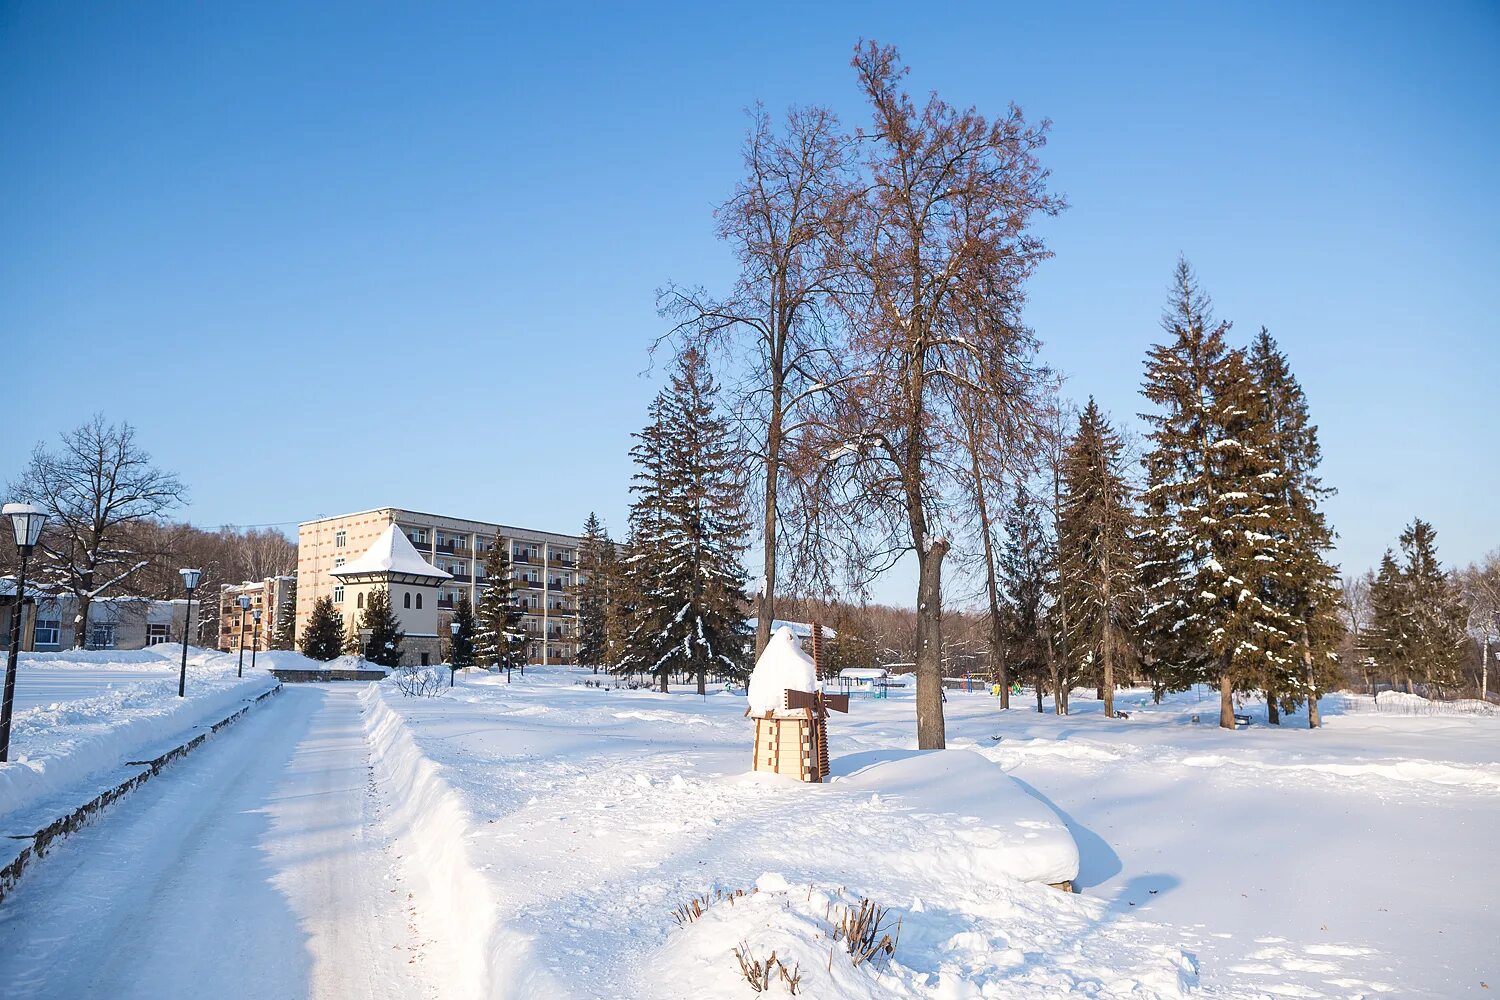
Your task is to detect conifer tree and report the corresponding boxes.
[357,586,405,668]
[577,513,613,671]
[271,578,298,650]
[1395,518,1467,691]
[1366,549,1410,688]
[997,491,1054,712]
[476,542,527,676]
[299,595,344,661]
[1249,329,1343,727]
[449,593,477,673]
[1057,399,1138,718]
[1138,260,1290,729]
[618,349,751,693]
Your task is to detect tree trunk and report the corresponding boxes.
[1219,657,1236,730]
[1482,638,1490,701]
[1266,686,1280,725]
[991,625,1009,710]
[755,397,783,662]
[659,670,668,694]
[1035,677,1044,713]
[1101,623,1115,719]
[914,540,949,749]
[696,662,706,696]
[1303,628,1321,729]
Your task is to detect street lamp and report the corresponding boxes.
[449,619,461,687]
[236,594,251,678]
[177,568,202,697]
[1,502,46,763]
[250,608,262,674]
[358,627,373,668]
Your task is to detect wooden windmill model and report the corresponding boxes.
[746,624,849,783]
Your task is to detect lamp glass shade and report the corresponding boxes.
[358,628,373,641]
[238,595,252,610]
[451,622,461,635]
[179,567,203,591]
[2,502,46,548]
[252,608,262,623]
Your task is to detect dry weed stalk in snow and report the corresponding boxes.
[394,665,442,698]
[731,941,800,995]
[832,896,901,969]
[671,886,755,926]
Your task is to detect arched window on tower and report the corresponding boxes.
[404,592,411,609]
[357,592,365,609]
[416,593,423,609]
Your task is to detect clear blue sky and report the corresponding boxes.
[3,1,1496,605]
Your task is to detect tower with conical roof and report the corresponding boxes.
[329,524,452,666]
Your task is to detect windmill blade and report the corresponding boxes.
[822,693,850,714]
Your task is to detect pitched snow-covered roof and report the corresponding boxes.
[329,524,452,582]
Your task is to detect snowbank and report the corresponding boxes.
[0,648,279,822]
[360,684,564,999]
[746,626,818,715]
[837,749,1080,886]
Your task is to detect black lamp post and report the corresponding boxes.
[1,502,46,763]
[177,568,202,697]
[236,594,251,678]
[251,608,261,674]
[449,620,461,687]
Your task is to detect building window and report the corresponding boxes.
[33,619,60,647]
[416,593,423,609]
[333,586,345,604]
[147,623,170,646]
[403,592,411,609]
[357,592,365,609]
[89,623,117,649]
[420,653,430,666]
[335,530,347,548]
[334,557,345,568]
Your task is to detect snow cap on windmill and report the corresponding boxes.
[746,625,819,715]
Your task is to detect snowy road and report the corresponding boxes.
[0,685,430,1000]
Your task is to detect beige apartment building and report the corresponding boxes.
[218,576,295,653]
[297,507,584,666]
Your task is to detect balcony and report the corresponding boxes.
[436,598,455,610]
[512,552,535,564]
[515,577,541,589]
[549,556,576,568]
[435,540,469,555]
[405,535,430,550]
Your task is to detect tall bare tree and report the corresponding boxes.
[1459,551,1500,700]
[10,416,186,648]
[659,103,848,659]
[810,42,1062,747]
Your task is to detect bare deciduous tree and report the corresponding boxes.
[659,103,848,659]
[808,42,1062,748]
[1458,552,1500,700]
[10,416,186,648]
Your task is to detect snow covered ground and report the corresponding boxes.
[0,654,1492,998]
[0,646,283,827]
[0,685,428,999]
[359,668,1499,998]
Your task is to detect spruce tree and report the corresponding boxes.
[476,542,527,676]
[1249,329,1343,727]
[449,593,477,674]
[271,578,297,650]
[299,595,344,662]
[1138,260,1290,729]
[618,349,751,693]
[577,513,613,671]
[1366,550,1409,688]
[357,586,405,668]
[997,491,1055,712]
[1057,399,1138,718]
[1396,518,1467,692]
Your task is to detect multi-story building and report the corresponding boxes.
[297,507,584,666]
[217,576,295,653]
[1,580,190,651]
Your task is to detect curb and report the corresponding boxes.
[0,682,284,903]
